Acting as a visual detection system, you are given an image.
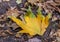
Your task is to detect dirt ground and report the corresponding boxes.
[0,0,60,42]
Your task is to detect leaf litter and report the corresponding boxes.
[0,0,60,42]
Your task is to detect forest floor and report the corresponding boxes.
[0,0,60,42]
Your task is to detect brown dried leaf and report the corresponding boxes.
[10,23,19,30]
[6,8,19,17]
[28,0,40,4]
[5,30,13,35]
[37,0,60,13]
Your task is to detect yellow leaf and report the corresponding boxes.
[9,7,51,36]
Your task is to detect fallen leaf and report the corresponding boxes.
[9,6,51,36]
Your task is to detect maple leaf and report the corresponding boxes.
[9,6,51,36]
